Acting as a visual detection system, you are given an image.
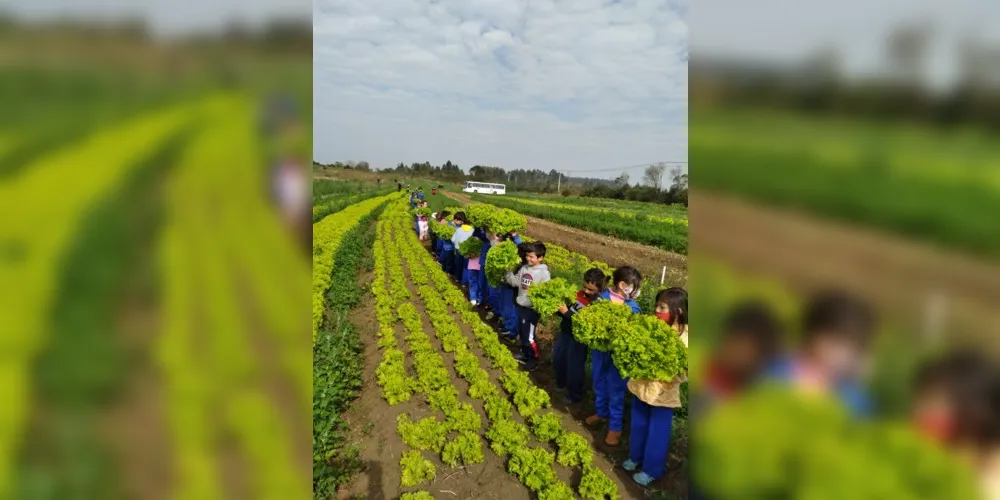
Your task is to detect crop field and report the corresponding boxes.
[468,193,688,255]
[2,45,313,498]
[504,192,688,220]
[315,196,689,499]
[693,108,1000,258]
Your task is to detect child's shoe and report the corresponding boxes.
[523,358,539,372]
[514,352,528,364]
[584,415,607,427]
[622,459,639,472]
[605,430,622,446]
[470,300,478,306]
[633,472,656,487]
[503,334,519,345]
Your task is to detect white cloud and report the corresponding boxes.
[314,0,688,178]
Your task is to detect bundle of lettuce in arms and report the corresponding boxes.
[485,240,520,286]
[458,237,482,259]
[430,220,455,240]
[527,278,578,316]
[463,203,496,228]
[693,386,981,499]
[411,206,431,217]
[610,315,687,381]
[571,301,634,351]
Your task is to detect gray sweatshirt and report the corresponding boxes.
[505,263,551,308]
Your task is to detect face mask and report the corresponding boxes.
[631,289,641,300]
[655,312,671,323]
[621,286,634,297]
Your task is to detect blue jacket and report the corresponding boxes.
[764,355,872,417]
[597,289,641,313]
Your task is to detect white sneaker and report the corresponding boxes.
[470,300,479,306]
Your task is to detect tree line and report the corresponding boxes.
[312,160,688,206]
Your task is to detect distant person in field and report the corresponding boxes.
[437,212,458,274]
[554,268,608,404]
[397,181,402,192]
[692,300,782,417]
[625,287,688,487]
[765,290,876,417]
[504,241,550,372]
[587,265,643,446]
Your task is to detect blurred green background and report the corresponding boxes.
[690,5,1000,498]
[0,8,311,500]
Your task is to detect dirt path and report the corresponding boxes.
[693,190,1000,354]
[448,192,687,287]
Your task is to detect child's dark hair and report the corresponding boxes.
[583,268,608,290]
[915,349,1000,446]
[656,287,688,326]
[437,210,451,221]
[525,242,546,258]
[611,266,643,289]
[721,300,782,359]
[452,211,467,224]
[801,289,875,347]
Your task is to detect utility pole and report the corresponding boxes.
[557,172,562,192]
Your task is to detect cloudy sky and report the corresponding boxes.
[313,0,689,179]
[693,0,1000,90]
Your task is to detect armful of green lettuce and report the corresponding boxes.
[527,278,578,316]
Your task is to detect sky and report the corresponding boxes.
[313,0,689,179]
[692,0,1000,91]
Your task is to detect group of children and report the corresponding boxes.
[550,266,689,487]
[695,291,1000,499]
[419,208,690,487]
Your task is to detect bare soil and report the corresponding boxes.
[448,192,687,288]
[692,190,1000,354]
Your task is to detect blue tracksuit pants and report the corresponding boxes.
[592,349,628,432]
[629,398,674,480]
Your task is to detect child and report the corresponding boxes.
[437,214,457,275]
[500,240,528,338]
[765,289,876,417]
[586,266,643,446]
[450,212,474,282]
[497,233,524,336]
[624,287,688,487]
[554,268,607,404]
[504,242,550,372]
[417,214,429,241]
[431,211,451,257]
[912,350,1000,499]
[693,300,781,417]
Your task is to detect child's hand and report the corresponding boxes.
[557,304,569,315]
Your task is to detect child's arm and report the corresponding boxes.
[504,267,521,287]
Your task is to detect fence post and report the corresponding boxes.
[660,265,666,285]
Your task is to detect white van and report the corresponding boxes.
[462,181,506,195]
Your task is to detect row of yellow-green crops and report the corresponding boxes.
[0,102,195,497]
[312,192,402,342]
[157,93,311,499]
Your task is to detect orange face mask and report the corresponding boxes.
[914,410,956,444]
[655,312,671,323]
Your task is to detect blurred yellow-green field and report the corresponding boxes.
[1,18,312,500]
